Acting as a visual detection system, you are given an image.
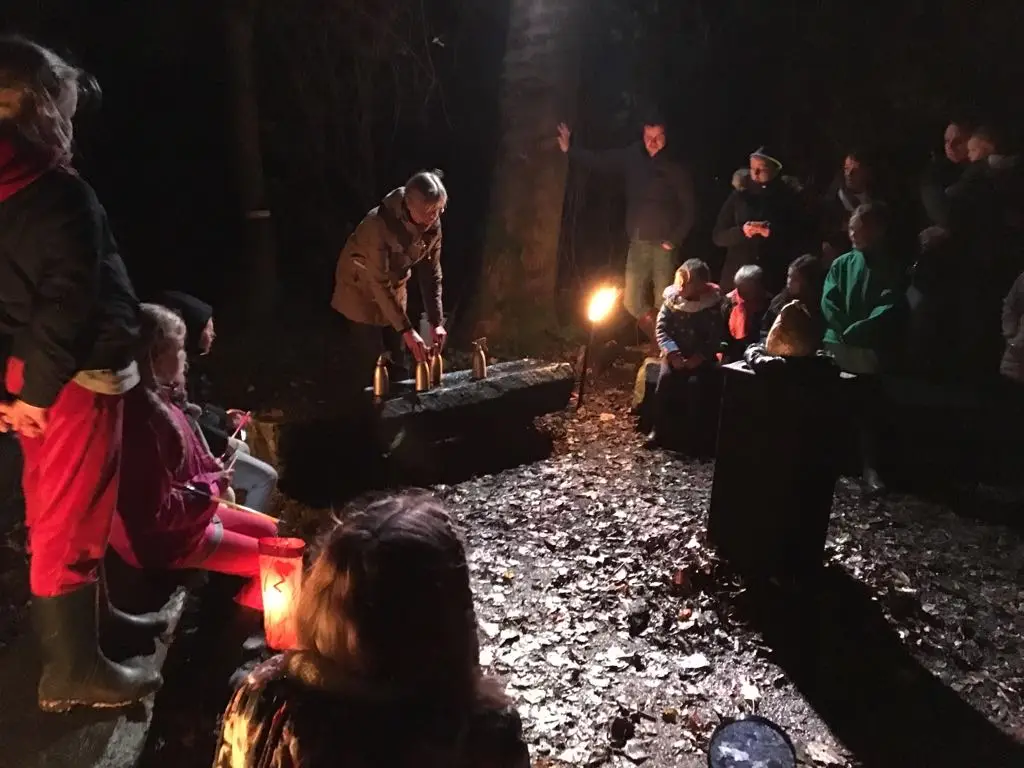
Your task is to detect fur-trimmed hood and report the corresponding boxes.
[662,283,722,313]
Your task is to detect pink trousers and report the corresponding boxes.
[109,505,278,610]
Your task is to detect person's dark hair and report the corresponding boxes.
[296,492,489,704]
[640,109,666,130]
[733,264,765,287]
[405,169,447,204]
[675,258,710,289]
[788,254,824,296]
[844,148,873,167]
[0,36,91,165]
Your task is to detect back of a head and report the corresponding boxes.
[765,300,817,357]
[157,291,212,353]
[297,492,480,703]
[678,258,710,286]
[0,36,83,164]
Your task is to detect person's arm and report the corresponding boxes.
[712,192,745,248]
[820,260,849,338]
[843,287,901,347]
[19,180,104,408]
[655,303,678,354]
[697,307,724,362]
[667,163,696,247]
[414,229,444,327]
[351,217,414,332]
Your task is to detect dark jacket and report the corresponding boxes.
[819,176,872,256]
[0,168,139,408]
[331,187,443,332]
[713,176,808,294]
[570,143,696,247]
[213,652,530,768]
[920,154,965,230]
[655,283,723,360]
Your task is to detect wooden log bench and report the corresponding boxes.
[265,359,575,503]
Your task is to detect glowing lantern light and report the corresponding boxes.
[577,285,620,409]
[587,286,619,324]
[258,537,306,650]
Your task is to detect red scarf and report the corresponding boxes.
[0,136,55,202]
[727,289,748,340]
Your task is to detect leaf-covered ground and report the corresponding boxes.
[434,375,1024,767]
[3,344,1024,766]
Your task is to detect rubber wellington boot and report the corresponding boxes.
[33,583,163,712]
[98,568,168,661]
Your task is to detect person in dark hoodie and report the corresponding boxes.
[557,115,696,348]
[157,291,279,513]
[713,147,808,294]
[646,259,723,454]
[0,36,162,712]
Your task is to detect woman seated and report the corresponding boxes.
[108,304,277,609]
[646,259,723,454]
[158,290,278,513]
[212,492,530,768]
[720,264,771,363]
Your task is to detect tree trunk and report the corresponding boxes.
[225,0,277,320]
[473,0,583,352]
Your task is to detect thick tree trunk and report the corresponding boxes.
[225,0,277,320]
[473,0,582,352]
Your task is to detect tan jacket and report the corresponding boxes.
[330,187,444,331]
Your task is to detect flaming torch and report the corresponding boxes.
[577,285,619,410]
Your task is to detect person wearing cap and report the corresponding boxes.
[557,114,696,350]
[713,146,807,294]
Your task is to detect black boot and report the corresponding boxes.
[33,584,163,713]
[98,565,168,660]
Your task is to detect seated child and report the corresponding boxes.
[158,290,278,513]
[212,493,530,768]
[761,254,824,346]
[647,259,723,453]
[107,304,277,609]
[721,264,771,362]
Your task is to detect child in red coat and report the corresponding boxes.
[107,304,277,609]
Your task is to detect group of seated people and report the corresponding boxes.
[645,200,997,495]
[107,294,280,611]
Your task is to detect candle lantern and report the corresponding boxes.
[258,537,306,650]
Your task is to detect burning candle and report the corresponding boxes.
[258,537,306,650]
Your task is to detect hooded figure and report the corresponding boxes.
[158,291,213,357]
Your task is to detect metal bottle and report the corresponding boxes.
[372,355,389,400]
[471,338,488,380]
[429,348,444,387]
[415,359,432,392]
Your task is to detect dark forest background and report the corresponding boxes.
[5,0,1024,336]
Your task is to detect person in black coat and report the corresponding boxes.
[558,115,696,346]
[713,147,808,294]
[0,36,162,712]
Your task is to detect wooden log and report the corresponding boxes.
[707,361,848,579]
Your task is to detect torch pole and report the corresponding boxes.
[576,323,596,410]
